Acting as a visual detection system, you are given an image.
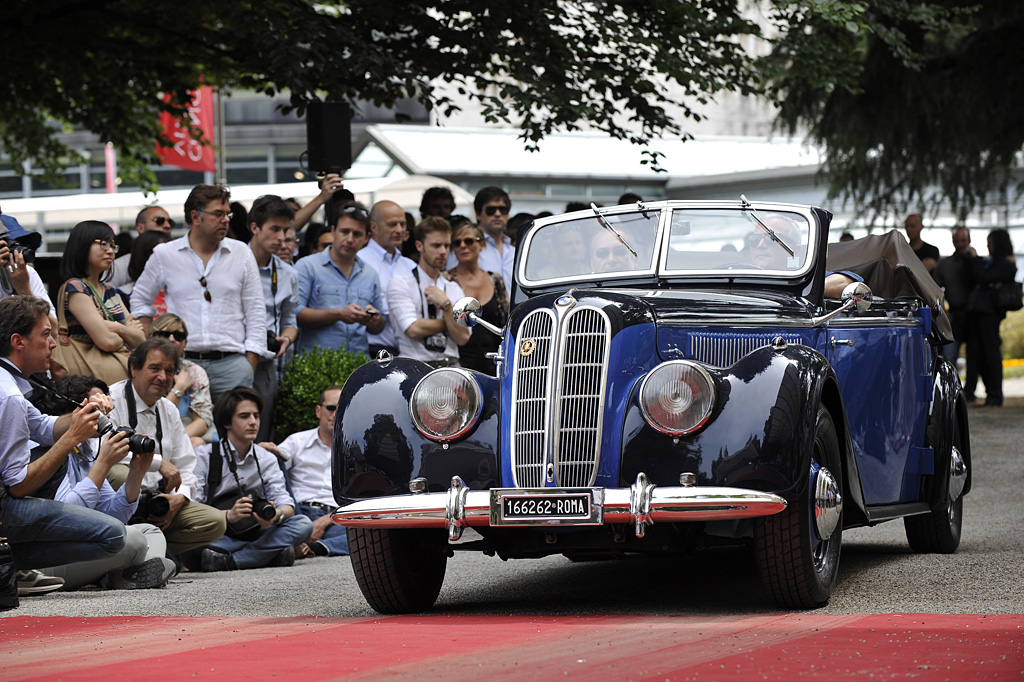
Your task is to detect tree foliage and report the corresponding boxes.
[765,0,1024,221]
[0,0,762,192]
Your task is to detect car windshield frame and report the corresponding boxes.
[517,201,821,289]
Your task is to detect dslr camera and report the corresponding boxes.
[249,493,277,521]
[266,330,282,355]
[1,236,34,258]
[96,413,156,454]
[129,489,171,524]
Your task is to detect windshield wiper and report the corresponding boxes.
[590,202,637,258]
[740,194,794,257]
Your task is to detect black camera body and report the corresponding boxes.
[129,489,171,524]
[97,413,156,454]
[266,330,281,355]
[1,236,34,258]
[250,493,277,521]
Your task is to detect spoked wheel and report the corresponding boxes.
[905,417,966,553]
[756,406,843,609]
[349,527,448,614]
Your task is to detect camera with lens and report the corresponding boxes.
[96,413,156,454]
[1,236,34,259]
[249,493,277,521]
[424,332,447,352]
[266,330,281,355]
[129,488,171,524]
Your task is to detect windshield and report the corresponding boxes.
[520,205,813,285]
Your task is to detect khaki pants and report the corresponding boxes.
[108,464,227,556]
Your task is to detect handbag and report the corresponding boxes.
[52,281,131,384]
[990,280,1024,312]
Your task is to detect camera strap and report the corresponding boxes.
[124,384,163,457]
[412,267,438,318]
[214,437,268,499]
[270,257,280,334]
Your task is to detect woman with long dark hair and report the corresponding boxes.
[966,228,1017,407]
[59,220,145,368]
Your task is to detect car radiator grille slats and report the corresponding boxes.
[689,332,803,367]
[511,306,610,488]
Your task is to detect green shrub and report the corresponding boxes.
[1002,308,1024,360]
[273,345,368,437]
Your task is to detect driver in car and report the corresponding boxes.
[746,214,802,270]
[591,229,637,273]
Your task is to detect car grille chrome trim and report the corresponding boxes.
[553,306,611,487]
[511,305,610,488]
[689,332,803,367]
[511,309,556,488]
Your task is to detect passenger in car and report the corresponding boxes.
[591,229,637,273]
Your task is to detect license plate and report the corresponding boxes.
[490,488,603,526]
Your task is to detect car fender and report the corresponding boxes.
[333,356,500,505]
[925,354,972,506]
[619,342,867,523]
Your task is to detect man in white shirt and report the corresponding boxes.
[387,217,469,366]
[107,206,174,292]
[446,186,515,298]
[269,384,347,557]
[360,200,416,357]
[248,195,299,442]
[194,386,313,571]
[108,337,226,557]
[132,185,268,400]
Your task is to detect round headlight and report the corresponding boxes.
[639,361,715,435]
[410,368,483,442]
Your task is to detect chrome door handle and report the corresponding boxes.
[831,338,855,350]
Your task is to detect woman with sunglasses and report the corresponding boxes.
[445,223,508,375]
[59,221,146,381]
[148,314,215,448]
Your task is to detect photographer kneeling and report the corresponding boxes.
[194,387,312,571]
[107,337,226,558]
[35,375,175,589]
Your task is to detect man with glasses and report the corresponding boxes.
[108,206,175,293]
[448,186,514,297]
[591,229,637,273]
[133,184,268,400]
[294,201,386,356]
[262,384,348,558]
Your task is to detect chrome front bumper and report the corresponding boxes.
[332,473,788,542]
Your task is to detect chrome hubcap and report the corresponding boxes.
[948,446,967,503]
[814,466,843,541]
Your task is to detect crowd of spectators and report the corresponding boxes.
[0,178,526,607]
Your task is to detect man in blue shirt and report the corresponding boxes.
[294,202,386,355]
[248,195,299,441]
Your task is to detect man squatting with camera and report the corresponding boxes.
[0,297,126,583]
[194,386,313,571]
[107,336,227,559]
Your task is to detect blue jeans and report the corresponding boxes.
[207,514,313,569]
[1,495,126,569]
[298,504,350,556]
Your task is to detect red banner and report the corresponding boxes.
[155,86,216,173]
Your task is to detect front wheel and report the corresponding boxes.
[755,406,843,609]
[349,527,448,614]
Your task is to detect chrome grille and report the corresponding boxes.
[689,332,802,367]
[554,307,610,487]
[511,304,610,488]
[511,309,555,487]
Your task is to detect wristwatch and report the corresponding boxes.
[171,388,184,399]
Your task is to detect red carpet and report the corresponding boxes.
[1,613,1021,681]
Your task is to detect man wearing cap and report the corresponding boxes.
[0,210,55,318]
[108,206,175,292]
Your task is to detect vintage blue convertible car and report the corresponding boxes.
[331,199,970,613]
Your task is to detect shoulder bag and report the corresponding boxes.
[51,280,131,384]
[990,280,1024,312]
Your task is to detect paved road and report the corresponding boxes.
[4,403,1022,619]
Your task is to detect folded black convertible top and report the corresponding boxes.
[826,229,953,344]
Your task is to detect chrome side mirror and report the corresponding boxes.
[452,297,504,338]
[841,282,873,313]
